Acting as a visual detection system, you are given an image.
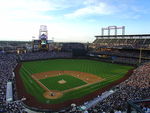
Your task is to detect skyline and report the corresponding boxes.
[0,0,150,42]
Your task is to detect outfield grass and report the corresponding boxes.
[19,59,133,104]
[39,74,87,91]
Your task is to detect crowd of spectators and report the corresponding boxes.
[141,103,150,113]
[0,52,150,113]
[0,51,72,112]
[96,50,150,59]
[85,63,150,113]
[0,51,73,112]
[89,50,150,65]
[19,51,72,61]
[93,38,150,49]
[113,57,139,65]
[0,53,25,112]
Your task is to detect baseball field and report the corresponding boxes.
[19,59,133,104]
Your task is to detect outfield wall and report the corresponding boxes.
[14,58,134,112]
[20,56,138,67]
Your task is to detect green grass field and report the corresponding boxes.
[39,74,87,91]
[19,59,133,104]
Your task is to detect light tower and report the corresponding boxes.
[101,26,125,36]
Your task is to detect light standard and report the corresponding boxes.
[139,48,142,64]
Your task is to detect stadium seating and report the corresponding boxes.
[93,38,150,49]
[0,51,149,112]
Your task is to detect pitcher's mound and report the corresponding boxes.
[58,79,66,84]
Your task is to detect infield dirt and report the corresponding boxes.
[31,71,104,99]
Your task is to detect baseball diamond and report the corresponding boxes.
[19,59,132,105]
[32,72,104,99]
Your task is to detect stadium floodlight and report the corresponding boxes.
[101,26,125,36]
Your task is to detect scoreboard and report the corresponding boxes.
[32,25,50,51]
[32,39,49,51]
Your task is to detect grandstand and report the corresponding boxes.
[127,99,150,113]
[88,27,150,65]
[94,34,150,49]
[0,41,31,53]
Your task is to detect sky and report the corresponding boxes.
[0,0,150,42]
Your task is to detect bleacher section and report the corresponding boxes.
[90,34,150,65]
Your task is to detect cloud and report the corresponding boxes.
[119,13,141,19]
[83,0,103,5]
[65,0,149,19]
[47,23,94,42]
[65,2,117,18]
[0,0,54,12]
[0,0,57,22]
[114,2,148,19]
[0,0,150,42]
[0,0,57,41]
